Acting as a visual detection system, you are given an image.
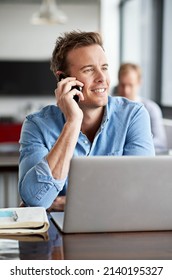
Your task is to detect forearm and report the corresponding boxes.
[46,120,81,180]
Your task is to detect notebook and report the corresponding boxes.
[50,156,172,233]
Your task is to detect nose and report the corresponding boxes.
[94,69,106,83]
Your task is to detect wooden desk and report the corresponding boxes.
[1,216,172,260]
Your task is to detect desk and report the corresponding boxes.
[1,216,172,260]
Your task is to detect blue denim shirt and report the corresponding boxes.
[19,96,155,208]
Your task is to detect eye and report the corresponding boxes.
[83,68,94,73]
[102,65,108,71]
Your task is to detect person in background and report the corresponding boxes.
[18,31,155,211]
[112,63,167,153]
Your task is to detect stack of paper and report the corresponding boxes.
[0,207,49,235]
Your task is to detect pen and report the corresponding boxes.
[12,211,18,222]
[0,210,18,221]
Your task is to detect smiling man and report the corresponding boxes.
[19,31,155,210]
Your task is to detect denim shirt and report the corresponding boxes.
[19,96,155,208]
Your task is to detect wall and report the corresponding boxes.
[0,3,99,60]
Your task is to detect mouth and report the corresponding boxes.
[91,88,106,94]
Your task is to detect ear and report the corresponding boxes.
[56,70,65,82]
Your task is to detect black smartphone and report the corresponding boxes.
[59,73,81,103]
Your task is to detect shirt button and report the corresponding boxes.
[84,140,88,144]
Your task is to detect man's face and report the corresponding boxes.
[66,44,110,109]
[118,70,141,101]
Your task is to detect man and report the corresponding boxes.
[19,31,155,210]
[112,63,167,153]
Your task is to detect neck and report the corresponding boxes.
[81,107,104,142]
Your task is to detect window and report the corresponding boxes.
[119,0,163,105]
[161,0,172,107]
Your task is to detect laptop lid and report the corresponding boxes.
[51,156,172,233]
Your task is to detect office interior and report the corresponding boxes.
[0,0,172,208]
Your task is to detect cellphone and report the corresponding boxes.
[59,73,81,103]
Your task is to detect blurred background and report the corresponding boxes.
[0,0,172,207]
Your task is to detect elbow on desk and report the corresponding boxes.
[19,175,58,209]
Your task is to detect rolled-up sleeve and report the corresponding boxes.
[19,157,66,208]
[18,113,67,209]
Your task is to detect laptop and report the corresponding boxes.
[50,156,172,233]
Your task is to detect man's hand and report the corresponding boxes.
[47,196,66,212]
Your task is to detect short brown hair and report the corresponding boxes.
[118,63,142,81]
[50,30,104,79]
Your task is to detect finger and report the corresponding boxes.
[70,88,84,102]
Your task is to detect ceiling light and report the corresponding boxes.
[31,0,68,25]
